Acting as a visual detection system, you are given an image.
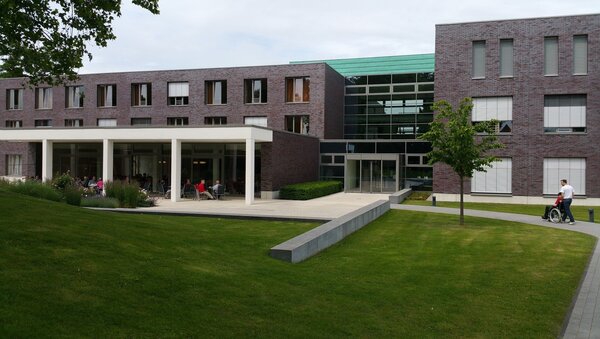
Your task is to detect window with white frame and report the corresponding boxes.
[285,77,310,102]
[472,41,486,79]
[472,97,513,133]
[97,84,117,107]
[573,35,588,75]
[131,83,152,106]
[205,80,227,105]
[204,117,227,125]
[65,85,84,108]
[244,79,267,104]
[167,117,189,126]
[471,158,512,194]
[6,88,23,110]
[168,82,189,106]
[97,118,117,127]
[5,120,22,128]
[244,116,268,127]
[285,115,309,134]
[543,158,586,195]
[34,119,52,128]
[65,119,83,127]
[131,117,152,126]
[499,39,514,77]
[6,155,22,176]
[35,87,53,109]
[544,36,558,76]
[544,95,586,133]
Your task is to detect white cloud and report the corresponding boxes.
[81,0,600,73]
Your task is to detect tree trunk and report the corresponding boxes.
[459,175,464,225]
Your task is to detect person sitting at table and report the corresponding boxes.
[196,179,214,200]
[212,179,224,200]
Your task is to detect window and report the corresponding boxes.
[573,35,588,75]
[65,86,84,108]
[167,117,189,126]
[472,97,513,133]
[34,119,52,128]
[35,87,53,109]
[205,80,227,105]
[6,88,23,110]
[131,117,152,126]
[168,82,189,106]
[544,37,559,76]
[65,119,83,127]
[499,39,514,77]
[544,95,586,133]
[285,115,309,134]
[285,77,310,102]
[244,79,267,104]
[472,158,512,194]
[97,118,117,127]
[131,83,152,106]
[97,84,117,107]
[244,116,267,127]
[204,117,227,125]
[5,120,22,128]
[543,158,586,195]
[472,41,486,78]
[6,155,22,176]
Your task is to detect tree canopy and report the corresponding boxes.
[0,0,159,86]
[420,98,504,224]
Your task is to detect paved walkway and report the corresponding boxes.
[392,204,600,339]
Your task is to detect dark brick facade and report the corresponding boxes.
[261,131,319,191]
[434,14,600,198]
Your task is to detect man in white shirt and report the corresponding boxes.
[559,179,575,224]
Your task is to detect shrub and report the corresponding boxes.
[2,180,62,202]
[64,186,83,206]
[80,196,120,208]
[51,172,74,191]
[105,181,155,208]
[279,180,343,200]
[406,191,431,201]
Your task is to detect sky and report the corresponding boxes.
[80,0,599,74]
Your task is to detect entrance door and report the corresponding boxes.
[345,154,398,193]
[360,160,382,193]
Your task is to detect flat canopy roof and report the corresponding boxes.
[0,126,274,143]
[291,54,435,76]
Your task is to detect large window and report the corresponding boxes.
[472,97,513,133]
[205,80,227,105]
[131,83,152,106]
[97,118,117,127]
[167,117,189,126]
[544,95,586,133]
[97,84,117,107]
[65,119,83,127]
[285,77,310,102]
[204,117,227,125]
[499,39,514,77]
[472,41,486,79]
[244,79,267,104]
[131,118,152,126]
[5,120,22,128]
[6,155,22,176]
[544,36,559,76]
[544,158,586,195]
[34,119,52,128]
[6,88,23,110]
[244,116,267,127]
[285,115,309,134]
[471,158,512,194]
[65,85,84,108]
[35,87,53,109]
[573,35,588,75]
[168,82,189,106]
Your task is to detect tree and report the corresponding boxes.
[0,0,159,86]
[420,98,503,225]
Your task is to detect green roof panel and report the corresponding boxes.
[291,54,435,76]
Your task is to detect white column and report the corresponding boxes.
[102,139,114,186]
[245,138,255,205]
[41,139,53,182]
[171,139,181,202]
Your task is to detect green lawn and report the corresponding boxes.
[405,199,600,223]
[0,190,595,338]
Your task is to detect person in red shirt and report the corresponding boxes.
[196,179,214,200]
[542,193,563,220]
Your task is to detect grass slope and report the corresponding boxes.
[0,190,595,338]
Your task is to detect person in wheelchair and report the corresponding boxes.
[542,193,563,221]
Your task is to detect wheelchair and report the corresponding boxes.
[548,203,566,223]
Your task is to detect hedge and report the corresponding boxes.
[279,180,342,200]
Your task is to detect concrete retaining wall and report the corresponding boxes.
[389,188,412,204]
[270,199,390,263]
